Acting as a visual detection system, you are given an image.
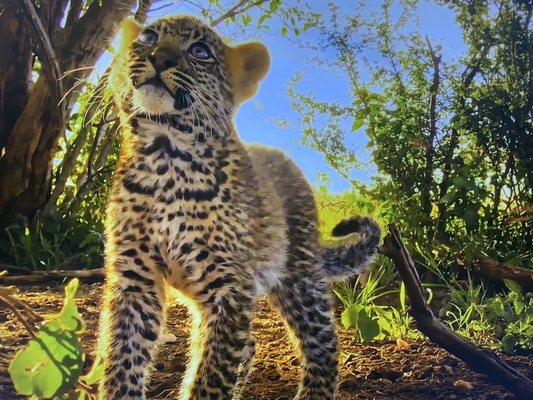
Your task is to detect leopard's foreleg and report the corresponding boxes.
[98,242,167,400]
[179,267,255,400]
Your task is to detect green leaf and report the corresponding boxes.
[8,279,86,398]
[241,15,252,26]
[258,14,270,26]
[501,333,519,353]
[56,278,86,333]
[513,300,525,315]
[341,305,380,341]
[351,118,364,132]
[9,322,84,398]
[399,282,406,311]
[341,304,362,329]
[376,311,392,334]
[503,279,523,295]
[357,308,381,342]
[426,287,433,304]
[270,0,281,13]
[80,356,104,386]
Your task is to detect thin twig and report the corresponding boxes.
[211,0,265,27]
[0,284,43,322]
[0,295,38,339]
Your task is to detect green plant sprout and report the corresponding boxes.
[3,279,102,399]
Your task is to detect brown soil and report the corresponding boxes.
[0,282,531,399]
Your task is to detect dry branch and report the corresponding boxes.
[0,278,43,338]
[466,257,533,292]
[135,0,154,24]
[0,268,104,284]
[379,224,533,400]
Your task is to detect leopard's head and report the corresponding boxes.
[111,15,270,120]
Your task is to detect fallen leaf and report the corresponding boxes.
[396,338,410,350]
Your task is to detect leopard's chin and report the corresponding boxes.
[132,85,195,115]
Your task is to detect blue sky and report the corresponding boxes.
[95,1,467,193]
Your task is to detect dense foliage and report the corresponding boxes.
[291,0,532,258]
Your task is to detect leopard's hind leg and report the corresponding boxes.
[231,337,256,400]
[270,273,339,400]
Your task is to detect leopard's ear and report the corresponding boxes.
[226,42,270,105]
[118,18,142,51]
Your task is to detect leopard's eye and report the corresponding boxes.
[139,28,158,46]
[188,42,212,60]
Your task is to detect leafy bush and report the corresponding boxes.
[335,270,434,343]
[0,214,104,270]
[441,278,533,353]
[483,280,533,353]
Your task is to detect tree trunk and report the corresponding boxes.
[0,78,60,223]
[0,1,32,149]
[0,0,136,227]
[421,38,440,225]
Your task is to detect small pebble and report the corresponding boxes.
[454,379,474,390]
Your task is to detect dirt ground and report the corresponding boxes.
[1,282,531,399]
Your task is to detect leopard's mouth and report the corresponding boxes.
[173,88,194,110]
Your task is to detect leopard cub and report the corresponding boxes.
[97,15,380,400]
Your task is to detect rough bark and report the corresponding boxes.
[380,224,533,400]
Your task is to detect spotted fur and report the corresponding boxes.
[97,15,380,400]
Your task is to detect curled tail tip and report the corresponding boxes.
[331,216,381,240]
[322,216,381,281]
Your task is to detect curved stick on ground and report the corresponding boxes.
[379,223,533,400]
[0,268,104,284]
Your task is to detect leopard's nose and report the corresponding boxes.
[148,49,178,72]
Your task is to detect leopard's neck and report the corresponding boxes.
[113,113,247,207]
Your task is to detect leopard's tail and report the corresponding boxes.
[320,216,381,281]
